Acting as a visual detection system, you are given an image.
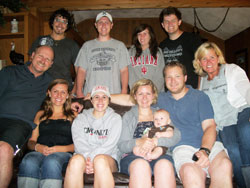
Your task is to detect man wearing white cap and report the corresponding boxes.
[75,11,129,98]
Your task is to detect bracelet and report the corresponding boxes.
[34,144,39,151]
[199,147,211,156]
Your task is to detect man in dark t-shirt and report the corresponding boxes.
[159,7,202,88]
[29,8,80,91]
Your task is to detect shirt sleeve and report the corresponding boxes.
[0,67,11,98]
[198,92,214,122]
[118,111,136,154]
[74,43,88,70]
[232,65,250,105]
[72,114,92,157]
[118,43,130,70]
[71,42,80,65]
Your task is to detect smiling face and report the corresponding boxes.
[29,46,54,77]
[95,17,113,38]
[161,14,182,36]
[91,92,109,115]
[199,48,220,77]
[164,66,187,95]
[134,85,155,109]
[153,110,171,127]
[52,16,68,35]
[48,83,69,107]
[137,28,150,49]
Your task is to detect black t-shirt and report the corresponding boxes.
[159,32,202,88]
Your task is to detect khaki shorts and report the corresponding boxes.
[173,141,228,178]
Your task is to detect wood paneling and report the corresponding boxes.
[23,0,250,12]
[76,17,224,50]
[225,27,250,78]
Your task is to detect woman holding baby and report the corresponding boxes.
[117,79,181,188]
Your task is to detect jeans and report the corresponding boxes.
[218,107,250,188]
[18,151,72,180]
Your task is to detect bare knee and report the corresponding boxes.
[129,158,151,175]
[180,163,205,183]
[155,159,174,171]
[210,156,232,177]
[0,141,14,160]
[67,154,86,172]
[93,154,110,171]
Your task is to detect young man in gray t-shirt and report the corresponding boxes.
[75,11,129,97]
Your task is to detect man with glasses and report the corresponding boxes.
[159,7,202,89]
[29,8,80,91]
[0,45,54,188]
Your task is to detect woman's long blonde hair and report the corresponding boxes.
[193,42,226,76]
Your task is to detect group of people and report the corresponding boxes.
[0,5,249,188]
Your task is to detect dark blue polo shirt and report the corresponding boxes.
[0,63,52,129]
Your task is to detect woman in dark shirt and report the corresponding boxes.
[18,79,77,188]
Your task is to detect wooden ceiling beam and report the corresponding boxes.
[23,0,250,12]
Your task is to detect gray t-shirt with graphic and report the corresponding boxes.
[75,38,129,95]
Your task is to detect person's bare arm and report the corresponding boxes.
[76,67,86,98]
[27,111,43,150]
[120,66,129,94]
[194,119,217,168]
[110,93,134,106]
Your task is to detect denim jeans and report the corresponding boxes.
[218,107,250,188]
[18,151,72,180]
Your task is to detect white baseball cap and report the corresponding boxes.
[91,85,111,98]
[96,11,113,23]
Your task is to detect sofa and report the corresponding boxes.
[11,100,212,188]
[70,99,211,188]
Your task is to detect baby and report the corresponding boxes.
[133,109,174,160]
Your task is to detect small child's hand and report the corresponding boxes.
[149,147,164,160]
[144,152,152,161]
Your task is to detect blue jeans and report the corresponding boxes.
[218,107,250,188]
[18,151,72,180]
[120,152,174,175]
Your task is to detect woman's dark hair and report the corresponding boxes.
[132,24,158,59]
[49,8,73,32]
[40,79,75,121]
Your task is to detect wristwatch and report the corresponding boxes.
[199,147,211,156]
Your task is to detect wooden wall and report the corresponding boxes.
[76,17,224,51]
[225,27,250,78]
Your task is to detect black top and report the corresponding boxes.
[0,63,52,129]
[37,119,73,147]
[159,32,202,88]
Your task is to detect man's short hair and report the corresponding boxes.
[49,8,73,32]
[164,61,187,76]
[159,7,182,23]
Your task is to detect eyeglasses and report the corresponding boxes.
[54,18,68,25]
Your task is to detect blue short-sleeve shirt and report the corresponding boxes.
[156,86,214,149]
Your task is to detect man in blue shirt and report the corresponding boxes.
[157,62,232,187]
[110,61,233,187]
[0,45,54,188]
